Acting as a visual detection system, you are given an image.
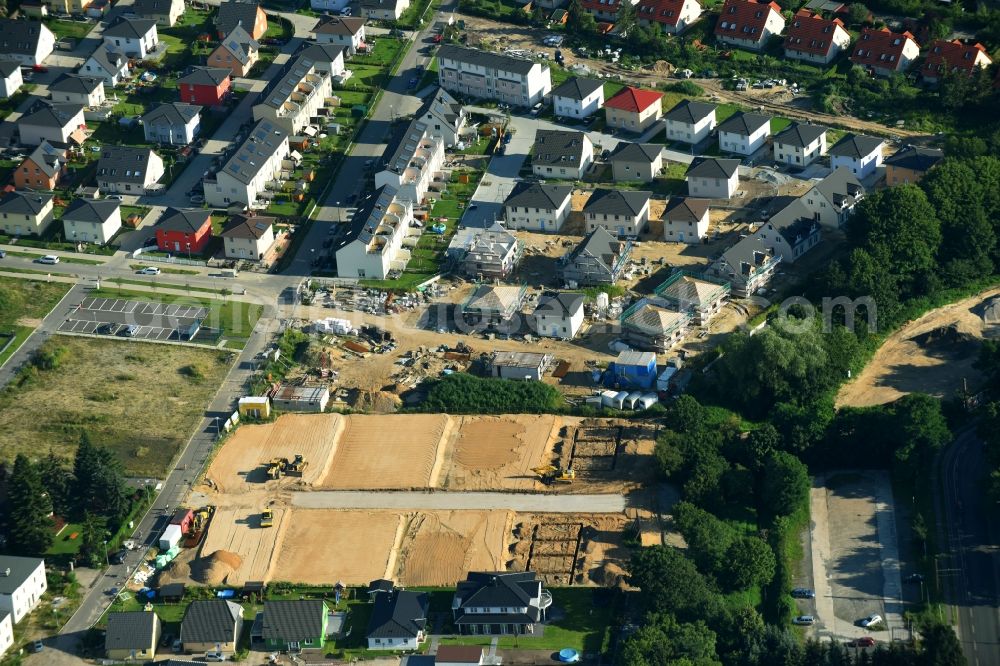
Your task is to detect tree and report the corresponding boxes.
[629,546,713,621]
[773,399,834,456]
[620,613,721,666]
[891,394,951,477]
[919,619,966,666]
[7,455,54,555]
[567,0,598,35]
[673,502,736,578]
[37,451,73,519]
[847,2,869,23]
[759,451,810,518]
[724,536,777,591]
[72,432,129,525]
[77,512,109,568]
[614,0,637,35]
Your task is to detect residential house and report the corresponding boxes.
[532,291,585,339]
[48,74,105,107]
[0,613,11,659]
[0,20,55,66]
[313,16,366,56]
[532,129,593,180]
[561,226,632,286]
[105,612,161,662]
[261,600,329,652]
[884,145,943,186]
[132,0,184,26]
[61,197,121,244]
[180,600,243,655]
[272,384,329,412]
[14,141,67,190]
[664,99,716,144]
[850,27,920,76]
[607,142,662,182]
[375,117,445,203]
[102,17,159,58]
[311,0,351,14]
[178,66,232,107]
[435,645,487,666]
[452,572,552,636]
[216,0,267,40]
[414,87,466,147]
[0,61,22,99]
[801,166,865,229]
[604,86,663,133]
[359,0,410,20]
[662,196,709,243]
[489,351,553,381]
[0,556,47,623]
[706,235,780,297]
[437,45,552,108]
[154,207,212,254]
[503,181,573,232]
[82,44,130,87]
[460,284,528,333]
[293,42,347,78]
[921,39,992,83]
[753,196,821,262]
[714,0,785,52]
[48,0,88,14]
[142,102,201,145]
[636,0,703,34]
[96,146,164,194]
[621,300,691,352]
[656,272,730,325]
[209,25,260,78]
[717,111,771,155]
[335,186,414,279]
[17,102,85,147]
[447,222,522,279]
[21,1,49,18]
[827,133,884,178]
[220,213,276,261]
[783,9,850,65]
[550,77,604,119]
[252,55,333,135]
[685,157,739,199]
[366,588,429,651]
[577,0,635,22]
[206,119,289,207]
[772,122,828,167]
[583,188,651,237]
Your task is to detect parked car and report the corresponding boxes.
[904,573,924,583]
[790,588,815,599]
[339,6,351,15]
[189,195,205,205]
[847,637,876,647]
[0,249,5,258]
[122,324,140,337]
[97,323,118,335]
[110,549,127,564]
[138,266,160,275]
[31,641,44,653]
[36,255,60,264]
[792,615,814,626]
[858,614,882,628]
[106,194,124,201]
[204,652,227,662]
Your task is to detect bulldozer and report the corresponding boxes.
[265,457,288,480]
[260,508,274,528]
[284,454,308,476]
[531,465,575,485]
[190,508,210,533]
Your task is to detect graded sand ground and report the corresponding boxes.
[395,510,513,586]
[442,415,562,491]
[196,506,290,586]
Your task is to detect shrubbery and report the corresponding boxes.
[418,372,563,414]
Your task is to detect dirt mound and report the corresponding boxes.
[652,60,673,75]
[350,390,402,413]
[592,562,626,588]
[910,324,978,358]
[191,550,242,585]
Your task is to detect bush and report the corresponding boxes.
[31,345,68,371]
[418,373,564,414]
[663,80,704,96]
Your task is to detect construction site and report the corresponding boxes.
[152,413,663,588]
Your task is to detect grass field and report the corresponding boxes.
[0,336,233,476]
[0,277,71,366]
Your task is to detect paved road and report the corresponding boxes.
[292,490,626,512]
[940,430,1000,666]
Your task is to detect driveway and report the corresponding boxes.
[292,490,626,512]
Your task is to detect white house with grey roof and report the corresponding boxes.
[801,166,865,229]
[142,102,201,145]
[828,133,884,178]
[752,196,821,262]
[0,612,12,659]
[132,0,184,26]
[0,61,22,99]
[359,0,410,20]
[772,122,828,167]
[17,102,86,147]
[0,191,54,236]
[48,74,105,107]
[452,572,551,636]
[707,235,780,297]
[532,129,593,180]
[335,185,414,279]
[220,213,276,261]
[503,181,573,232]
[717,111,771,155]
[533,291,585,339]
[664,99,717,144]
[437,45,552,108]
[252,54,333,135]
[181,599,243,654]
[82,44,130,87]
[448,222,522,279]
[96,146,165,194]
[584,188,651,237]
[0,556,47,624]
[313,16,366,55]
[685,157,740,199]
[207,119,289,207]
[294,42,347,77]
[102,17,159,58]
[0,20,54,66]
[415,87,466,147]
[561,226,633,286]
[607,142,663,182]
[375,117,445,204]
[366,588,428,650]
[663,196,709,243]
[551,77,605,119]
[62,198,121,244]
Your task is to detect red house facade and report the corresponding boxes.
[177,66,232,107]
[155,207,213,255]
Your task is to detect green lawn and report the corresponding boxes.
[0,325,34,368]
[0,276,71,365]
[44,19,94,41]
[47,522,86,557]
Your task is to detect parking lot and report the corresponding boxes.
[58,298,207,342]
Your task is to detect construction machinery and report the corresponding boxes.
[265,457,289,480]
[260,509,274,528]
[285,454,308,476]
[531,465,575,485]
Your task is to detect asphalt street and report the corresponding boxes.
[292,490,627,512]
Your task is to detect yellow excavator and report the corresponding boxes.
[531,465,575,485]
[265,457,288,480]
[260,508,274,528]
[285,454,307,476]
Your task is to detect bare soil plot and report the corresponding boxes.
[272,509,403,584]
[396,510,513,586]
[510,513,630,587]
[206,413,345,493]
[836,289,998,408]
[316,414,452,489]
[441,415,562,491]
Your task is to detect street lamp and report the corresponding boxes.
[103,540,109,567]
[185,242,191,260]
[336,201,341,225]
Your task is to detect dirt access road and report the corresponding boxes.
[291,490,627,512]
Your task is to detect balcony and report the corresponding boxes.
[538,589,553,611]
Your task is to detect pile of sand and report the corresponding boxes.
[911,324,979,358]
[652,60,673,75]
[191,550,243,585]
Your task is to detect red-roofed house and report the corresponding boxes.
[850,27,920,77]
[714,0,785,52]
[920,39,992,83]
[605,86,663,133]
[636,0,702,34]
[578,0,636,23]
[783,9,851,65]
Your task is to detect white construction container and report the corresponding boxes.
[585,394,604,408]
[624,392,642,410]
[656,367,678,392]
[159,524,182,551]
[638,393,658,410]
[602,390,627,410]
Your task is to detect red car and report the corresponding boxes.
[432,33,443,43]
[32,64,48,73]
[847,637,876,648]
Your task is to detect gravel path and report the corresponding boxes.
[292,490,625,512]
